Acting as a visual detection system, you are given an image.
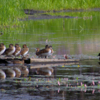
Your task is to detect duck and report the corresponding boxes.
[0,43,6,55]
[36,45,52,58]
[0,69,6,79]
[13,44,21,57]
[4,44,15,56]
[36,48,40,57]
[49,45,54,56]
[20,44,29,57]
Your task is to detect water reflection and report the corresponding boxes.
[3,68,16,78]
[20,66,29,77]
[0,69,6,79]
[0,59,100,99]
[36,67,53,76]
[0,65,29,79]
[13,67,21,78]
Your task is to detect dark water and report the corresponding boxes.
[0,59,100,100]
[0,9,100,100]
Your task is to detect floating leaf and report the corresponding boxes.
[58,78,61,82]
[76,77,78,81]
[24,78,27,81]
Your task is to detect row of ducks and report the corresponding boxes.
[0,43,54,58]
[0,43,29,57]
[0,66,53,79]
[36,45,54,58]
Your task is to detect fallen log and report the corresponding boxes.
[29,58,79,64]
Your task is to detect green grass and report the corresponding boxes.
[0,0,100,25]
[22,0,100,10]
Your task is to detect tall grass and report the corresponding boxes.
[23,0,100,10]
[0,0,100,26]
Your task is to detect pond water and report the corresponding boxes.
[0,9,100,100]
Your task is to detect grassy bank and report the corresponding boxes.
[0,0,100,25]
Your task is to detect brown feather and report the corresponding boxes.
[13,44,21,56]
[0,43,5,51]
[20,44,29,56]
[4,44,15,55]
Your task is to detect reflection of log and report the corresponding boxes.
[0,58,79,64]
[30,62,79,69]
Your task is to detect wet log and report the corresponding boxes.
[29,58,80,64]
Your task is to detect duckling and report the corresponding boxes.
[13,44,21,57]
[36,48,40,57]
[4,44,15,56]
[0,43,6,55]
[20,44,29,57]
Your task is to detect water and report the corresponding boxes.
[0,9,100,99]
[0,60,100,100]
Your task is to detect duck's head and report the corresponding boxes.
[23,44,27,48]
[15,44,19,48]
[36,48,40,52]
[9,44,14,47]
[49,45,52,49]
[45,45,49,48]
[0,43,4,47]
